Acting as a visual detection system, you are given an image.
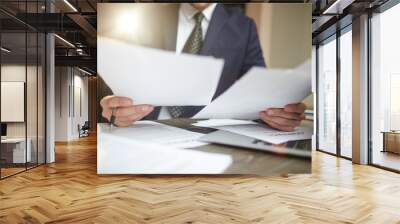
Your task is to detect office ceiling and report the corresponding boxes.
[0,0,392,71]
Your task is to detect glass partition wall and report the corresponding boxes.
[0,2,46,179]
[316,25,353,159]
[370,2,400,172]
[339,27,352,159]
[317,35,337,155]
[316,0,400,172]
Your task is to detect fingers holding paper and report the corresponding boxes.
[259,103,306,132]
[100,95,154,127]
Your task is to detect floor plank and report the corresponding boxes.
[0,135,399,224]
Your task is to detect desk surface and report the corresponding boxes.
[98,119,311,175]
[1,138,26,144]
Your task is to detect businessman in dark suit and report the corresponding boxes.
[100,3,306,131]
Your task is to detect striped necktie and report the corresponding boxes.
[168,12,205,118]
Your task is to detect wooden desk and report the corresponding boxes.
[1,138,31,165]
[382,131,400,154]
[98,119,311,175]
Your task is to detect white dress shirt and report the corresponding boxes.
[158,3,218,119]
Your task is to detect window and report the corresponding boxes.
[339,28,352,158]
[317,36,337,154]
[316,25,353,159]
[370,2,400,171]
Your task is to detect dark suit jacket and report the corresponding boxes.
[97,4,266,121]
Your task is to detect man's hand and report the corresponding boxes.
[259,103,306,132]
[100,96,154,127]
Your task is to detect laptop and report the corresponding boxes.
[199,130,311,158]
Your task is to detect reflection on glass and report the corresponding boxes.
[318,37,337,154]
[38,33,46,165]
[1,32,28,177]
[390,75,400,131]
[0,0,47,178]
[371,3,400,171]
[27,32,38,169]
[340,29,352,158]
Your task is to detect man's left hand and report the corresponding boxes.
[259,103,306,132]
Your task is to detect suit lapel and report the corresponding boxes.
[149,4,230,120]
[200,4,230,55]
[180,5,231,118]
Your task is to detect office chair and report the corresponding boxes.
[79,121,90,138]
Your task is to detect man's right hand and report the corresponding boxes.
[100,96,154,127]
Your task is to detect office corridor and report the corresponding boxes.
[0,135,399,223]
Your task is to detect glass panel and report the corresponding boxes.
[339,29,352,158]
[312,46,317,151]
[1,31,28,177]
[371,3,400,171]
[0,1,46,178]
[317,36,337,154]
[26,0,39,169]
[27,31,38,169]
[38,33,45,165]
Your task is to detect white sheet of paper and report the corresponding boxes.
[103,120,208,148]
[213,124,313,144]
[97,37,224,106]
[193,119,256,127]
[97,123,232,174]
[193,61,311,119]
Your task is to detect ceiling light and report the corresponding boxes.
[78,67,93,76]
[63,0,78,12]
[54,34,75,48]
[1,47,11,53]
[323,0,354,15]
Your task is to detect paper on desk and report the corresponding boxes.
[97,37,224,106]
[97,124,232,174]
[193,61,311,119]
[193,119,256,127]
[213,124,313,144]
[103,121,208,148]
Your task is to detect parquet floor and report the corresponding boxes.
[0,135,400,224]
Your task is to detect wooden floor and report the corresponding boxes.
[1,167,26,178]
[373,151,400,171]
[0,135,400,224]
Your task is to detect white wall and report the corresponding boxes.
[1,64,46,164]
[246,3,313,109]
[1,65,41,138]
[55,66,69,141]
[1,65,26,139]
[246,3,311,69]
[55,67,89,141]
[72,73,89,138]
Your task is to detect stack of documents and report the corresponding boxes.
[102,120,208,148]
[193,119,313,145]
[209,123,313,144]
[199,130,311,158]
[97,37,224,106]
[97,122,232,174]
